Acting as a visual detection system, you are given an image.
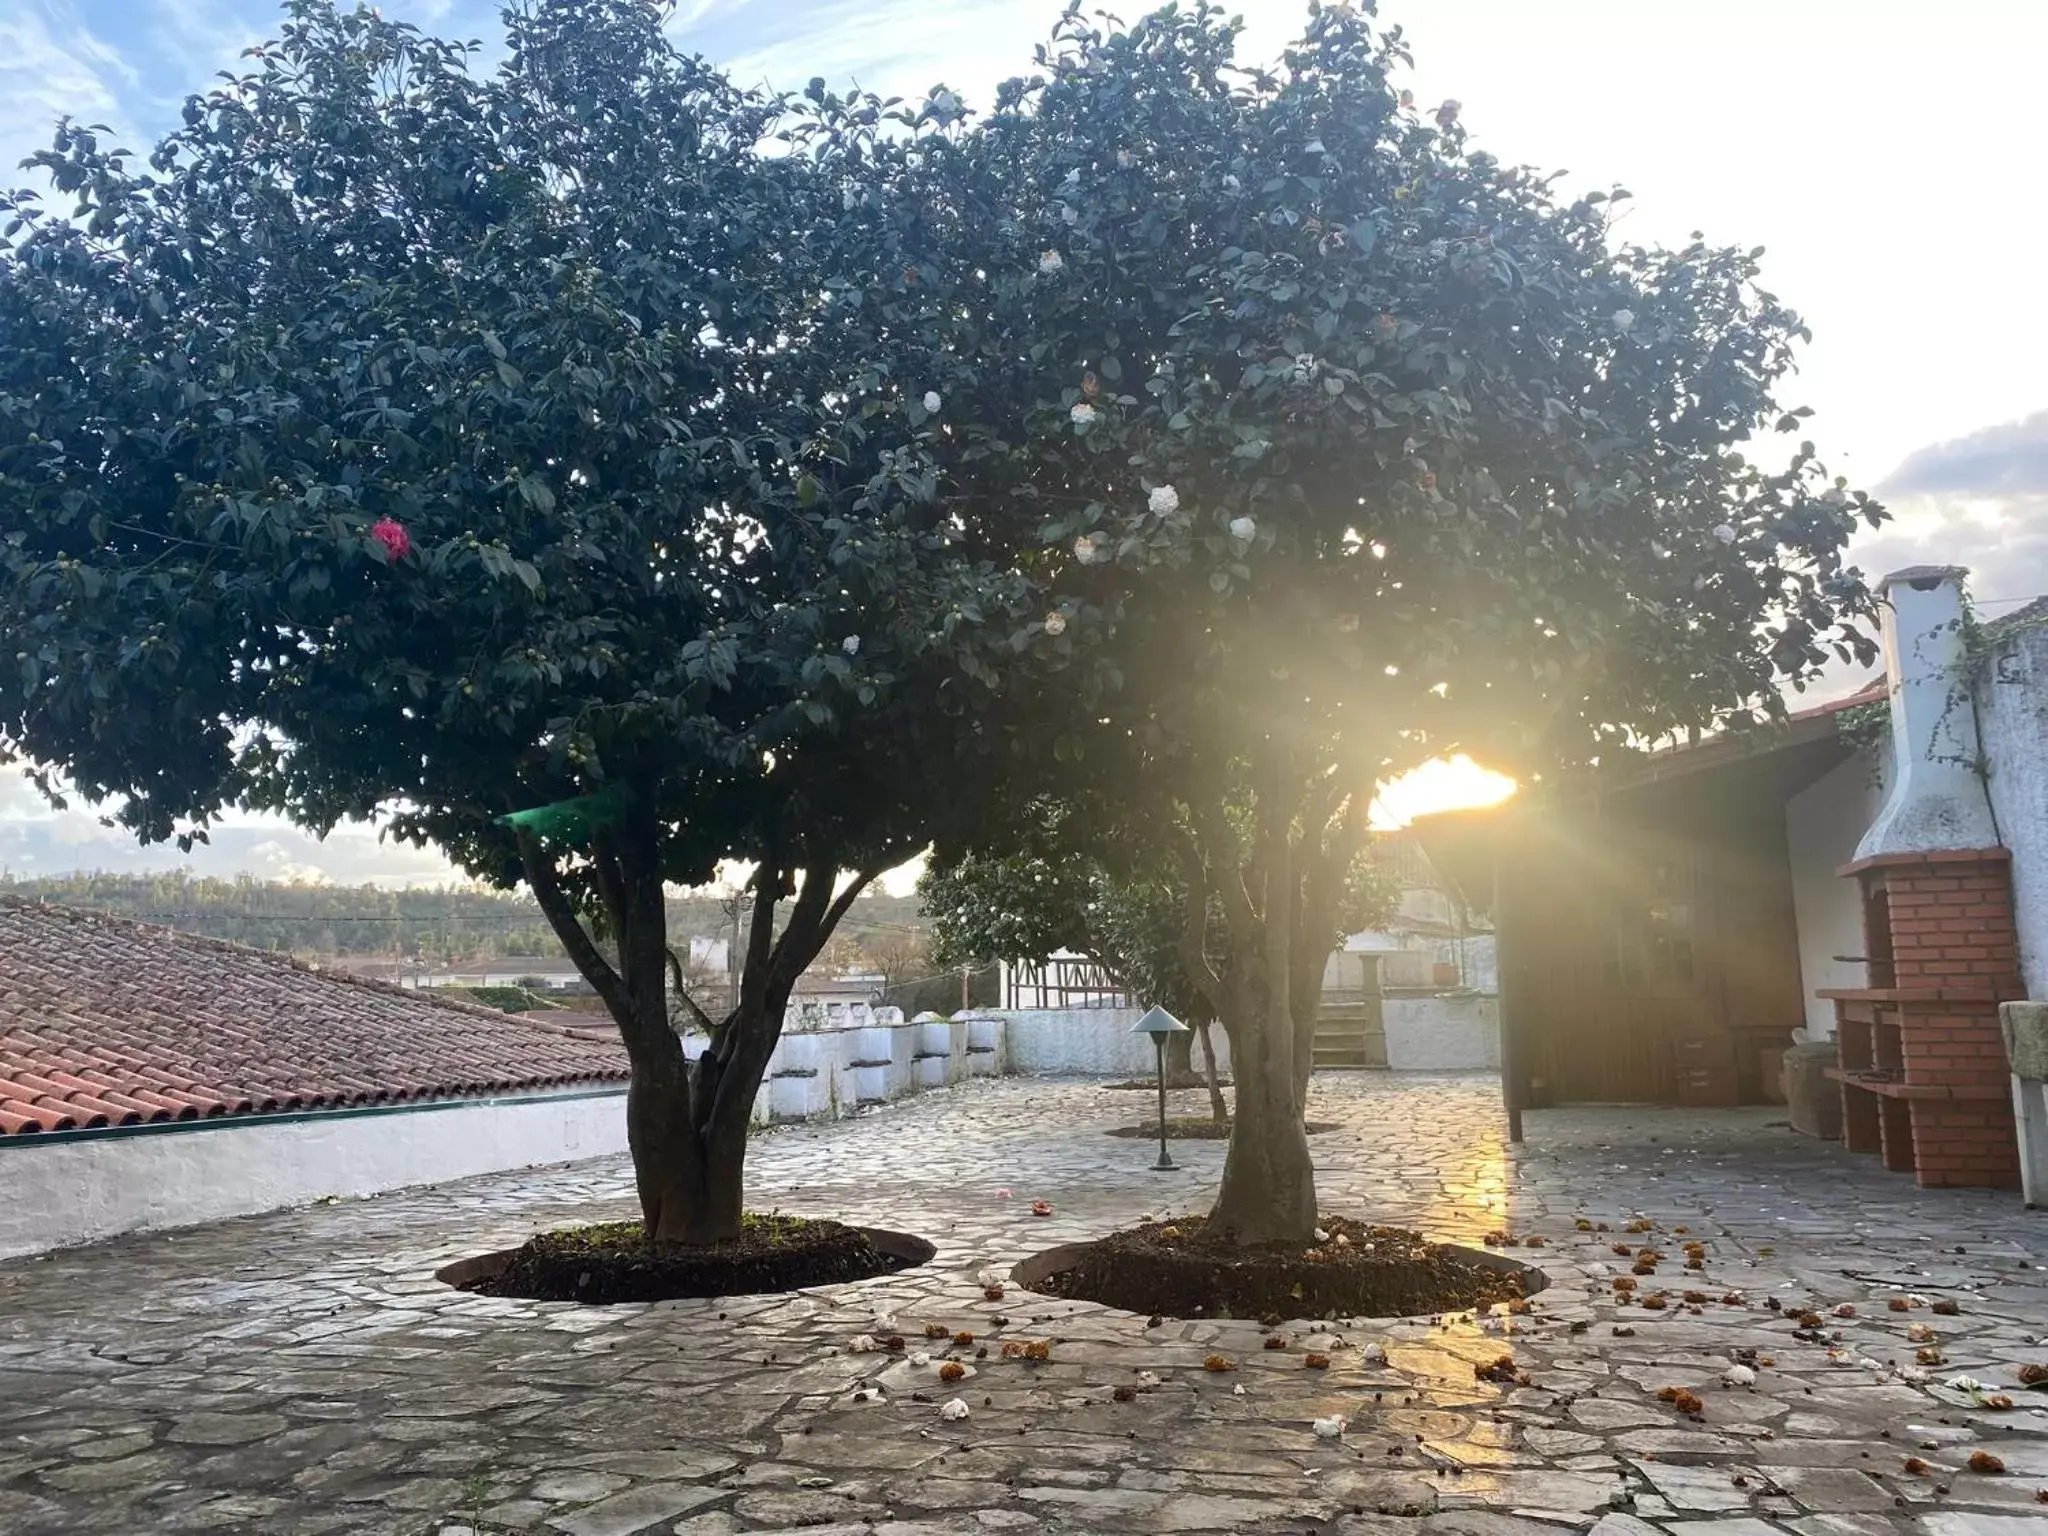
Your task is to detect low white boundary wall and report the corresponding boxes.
[686,1013,1007,1126]
[1383,993,1499,1071]
[994,1007,1235,1077]
[0,1088,628,1261]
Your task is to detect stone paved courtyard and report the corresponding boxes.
[6,1073,2048,1536]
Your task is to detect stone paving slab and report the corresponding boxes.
[5,1074,2048,1533]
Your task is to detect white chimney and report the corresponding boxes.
[1853,565,1999,861]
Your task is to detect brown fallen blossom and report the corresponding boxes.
[939,1361,965,1383]
[1932,1299,1962,1316]
[1264,1333,1288,1350]
[2019,1363,2048,1385]
[1612,1243,1634,1256]
[983,1285,1005,1301]
[1970,1451,2007,1474]
[1683,1291,1710,1304]
[953,1331,974,1346]
[1476,1354,1519,1384]
[1112,1384,1136,1402]
[1904,1457,1932,1476]
[1917,1347,1945,1366]
[1888,1297,1911,1312]
[1640,1293,1670,1311]
[1656,1386,1704,1415]
[1303,1353,1331,1370]
[924,1323,951,1340]
[1203,1354,1236,1373]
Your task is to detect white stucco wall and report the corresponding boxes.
[1382,994,1500,1071]
[1785,746,1889,1038]
[0,1089,629,1262]
[1980,623,2048,999]
[997,1008,1235,1077]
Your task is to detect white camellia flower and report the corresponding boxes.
[848,1334,879,1354]
[1712,523,1737,544]
[1313,1416,1344,1439]
[1073,534,1104,564]
[1038,249,1065,275]
[939,1397,971,1421]
[923,391,941,413]
[1229,515,1258,542]
[1612,308,1636,333]
[1070,402,1099,426]
[1148,484,1180,515]
[842,635,860,656]
[1822,485,1850,506]
[1043,611,1068,636]
[1722,1364,1757,1387]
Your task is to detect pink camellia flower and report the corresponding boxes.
[370,517,411,560]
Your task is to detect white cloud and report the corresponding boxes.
[0,768,461,888]
[0,2,138,186]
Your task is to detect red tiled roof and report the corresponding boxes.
[0,898,628,1136]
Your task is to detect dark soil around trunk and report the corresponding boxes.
[1104,1118,1339,1141]
[457,1215,928,1304]
[1021,1215,1537,1321]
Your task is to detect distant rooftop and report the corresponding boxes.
[0,899,627,1136]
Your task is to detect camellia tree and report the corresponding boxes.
[916,1,1885,1240]
[0,0,1040,1243]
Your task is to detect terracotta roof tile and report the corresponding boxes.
[0,898,629,1136]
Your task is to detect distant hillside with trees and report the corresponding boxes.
[0,872,926,962]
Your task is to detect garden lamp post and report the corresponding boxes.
[1130,1005,1190,1172]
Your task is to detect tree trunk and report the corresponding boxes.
[1195,1015,1227,1124]
[1208,1002,1317,1241]
[1164,1028,1201,1087]
[627,1057,747,1244]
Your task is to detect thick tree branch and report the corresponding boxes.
[667,948,718,1034]
[517,830,639,1044]
[1168,826,1228,1016]
[1191,801,1261,952]
[590,835,632,978]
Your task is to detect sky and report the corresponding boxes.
[2,0,2041,890]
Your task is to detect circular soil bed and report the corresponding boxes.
[1104,1118,1339,1141]
[438,1216,933,1305]
[1014,1215,1541,1321]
